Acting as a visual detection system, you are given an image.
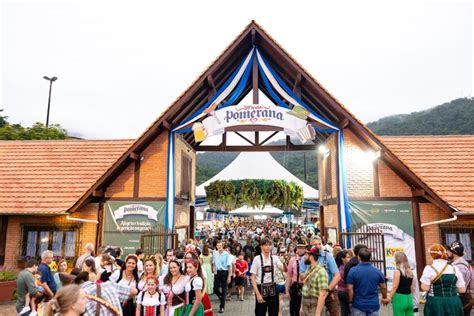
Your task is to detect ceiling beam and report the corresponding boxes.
[196,144,317,152]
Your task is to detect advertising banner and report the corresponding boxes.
[104,201,165,256]
[194,104,316,142]
[349,200,416,288]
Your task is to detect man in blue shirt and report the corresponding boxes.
[212,241,230,313]
[38,250,56,300]
[312,237,341,316]
[347,248,387,316]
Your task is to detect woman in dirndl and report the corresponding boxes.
[159,260,188,316]
[184,258,205,316]
[420,244,466,316]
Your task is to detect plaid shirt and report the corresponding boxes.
[82,281,131,316]
[302,264,328,298]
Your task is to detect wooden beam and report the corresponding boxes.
[196,144,317,152]
[373,161,380,197]
[133,160,140,198]
[234,131,255,145]
[162,120,172,130]
[225,125,283,132]
[92,190,104,198]
[411,201,426,279]
[412,189,425,197]
[206,75,217,101]
[293,73,302,97]
[255,132,259,145]
[260,131,279,145]
[339,118,350,129]
[252,52,259,104]
[129,152,141,161]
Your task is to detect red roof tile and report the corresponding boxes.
[381,135,474,213]
[0,139,134,214]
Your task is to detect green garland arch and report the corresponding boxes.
[204,179,304,212]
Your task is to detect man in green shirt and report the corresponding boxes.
[301,247,328,316]
[16,259,42,315]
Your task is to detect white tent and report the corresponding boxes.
[229,205,284,217]
[196,152,319,199]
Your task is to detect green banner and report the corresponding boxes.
[104,201,165,256]
[349,200,416,289]
[349,200,413,237]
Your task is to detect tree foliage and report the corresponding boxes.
[367,98,474,136]
[205,179,304,211]
[0,116,68,140]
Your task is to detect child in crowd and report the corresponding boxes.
[234,252,249,301]
[136,275,165,316]
[98,253,115,282]
[19,271,44,315]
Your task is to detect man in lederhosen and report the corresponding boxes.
[285,240,307,316]
[250,238,286,316]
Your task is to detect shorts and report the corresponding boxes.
[276,284,285,294]
[234,276,245,286]
[227,276,234,288]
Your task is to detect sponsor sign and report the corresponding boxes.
[104,201,165,256]
[349,201,416,289]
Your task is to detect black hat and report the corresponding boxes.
[448,240,464,257]
[296,240,307,248]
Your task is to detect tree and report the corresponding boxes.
[0,117,68,140]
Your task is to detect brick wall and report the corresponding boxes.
[378,160,411,197]
[343,130,374,197]
[420,203,449,263]
[139,131,169,197]
[4,203,98,267]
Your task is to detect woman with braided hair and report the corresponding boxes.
[44,284,87,316]
[420,243,466,316]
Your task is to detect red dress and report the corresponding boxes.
[201,292,213,316]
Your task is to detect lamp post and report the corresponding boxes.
[43,76,58,128]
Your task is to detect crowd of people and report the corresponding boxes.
[15,218,472,316]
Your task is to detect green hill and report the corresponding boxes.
[366,98,474,136]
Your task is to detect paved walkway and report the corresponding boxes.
[1,289,423,315]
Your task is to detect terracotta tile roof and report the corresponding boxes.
[0,139,134,215]
[381,135,474,213]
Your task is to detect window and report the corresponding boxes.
[180,153,192,200]
[21,225,80,259]
[441,225,473,261]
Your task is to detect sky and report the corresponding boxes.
[1,0,472,139]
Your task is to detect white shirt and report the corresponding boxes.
[136,290,166,306]
[109,270,138,288]
[420,259,465,294]
[137,260,144,274]
[185,276,203,292]
[250,253,283,285]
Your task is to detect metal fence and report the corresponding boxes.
[140,224,178,256]
[340,224,387,277]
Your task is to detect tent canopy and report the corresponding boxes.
[229,205,284,217]
[196,152,319,199]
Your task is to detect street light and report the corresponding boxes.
[43,76,58,127]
